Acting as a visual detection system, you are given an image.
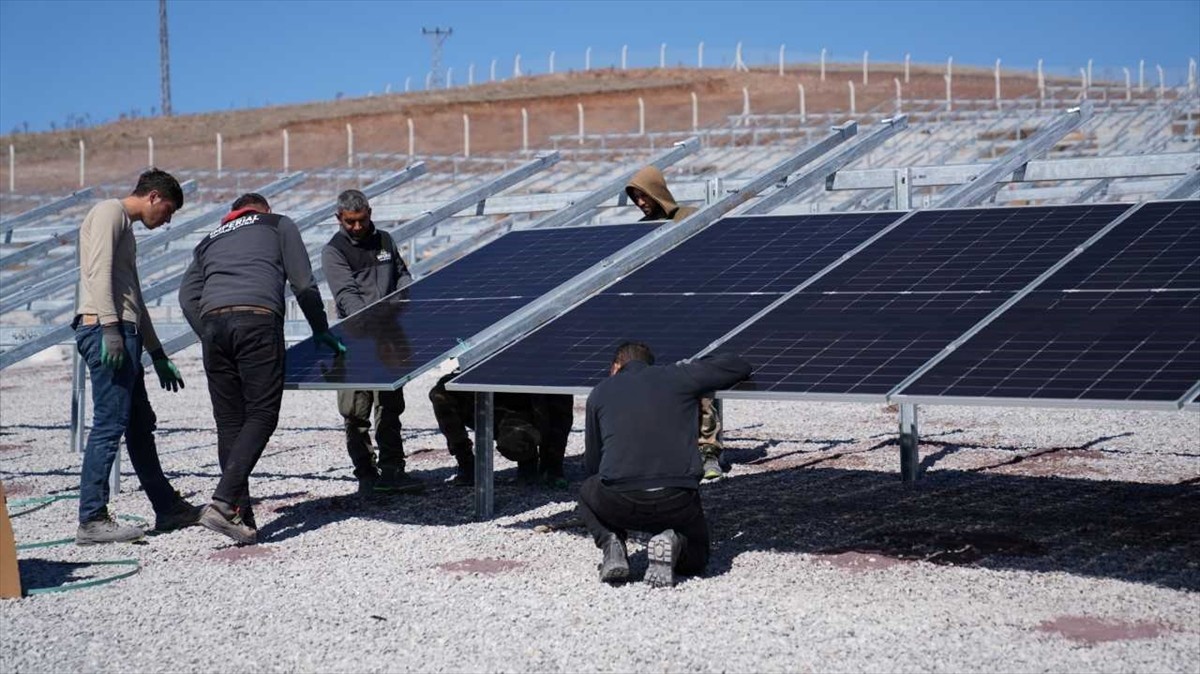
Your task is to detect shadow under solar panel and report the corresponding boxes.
[449,212,906,392]
[894,200,1200,409]
[717,203,1135,399]
[284,223,658,390]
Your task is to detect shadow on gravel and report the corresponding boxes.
[507,463,1199,591]
[699,466,1199,591]
[16,558,105,592]
[259,463,578,543]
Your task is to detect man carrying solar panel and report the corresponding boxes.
[625,167,727,481]
[580,341,751,587]
[179,192,346,545]
[322,189,425,498]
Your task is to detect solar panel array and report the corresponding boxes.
[720,203,1133,397]
[449,212,905,390]
[896,200,1200,406]
[283,223,657,389]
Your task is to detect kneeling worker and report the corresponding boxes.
[578,342,751,587]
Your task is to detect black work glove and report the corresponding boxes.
[100,324,126,370]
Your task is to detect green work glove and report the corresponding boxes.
[99,324,126,370]
[152,357,185,392]
[314,330,347,357]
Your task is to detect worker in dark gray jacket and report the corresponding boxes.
[321,189,423,497]
[579,341,752,588]
[180,192,345,545]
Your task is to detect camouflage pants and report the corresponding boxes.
[337,388,406,480]
[428,372,541,463]
[699,396,722,460]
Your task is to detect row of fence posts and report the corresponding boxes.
[6,58,1197,190]
[398,42,1198,95]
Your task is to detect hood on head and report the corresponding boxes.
[625,166,679,219]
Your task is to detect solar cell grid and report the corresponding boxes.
[451,212,905,391]
[284,223,657,389]
[720,204,1134,398]
[897,200,1200,407]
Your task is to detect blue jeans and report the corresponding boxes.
[74,321,177,523]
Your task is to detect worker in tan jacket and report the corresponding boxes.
[625,166,725,481]
[72,169,197,545]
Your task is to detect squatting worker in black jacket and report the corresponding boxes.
[579,341,752,588]
[322,189,424,497]
[179,192,346,545]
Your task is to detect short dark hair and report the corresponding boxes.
[131,168,184,208]
[231,192,270,211]
[336,189,370,214]
[612,341,655,370]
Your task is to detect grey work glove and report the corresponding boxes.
[100,324,126,370]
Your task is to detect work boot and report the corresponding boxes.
[76,512,145,546]
[645,529,684,588]
[374,466,426,495]
[154,494,203,532]
[515,459,540,487]
[702,455,724,481]
[598,534,629,584]
[452,447,475,487]
[199,500,257,545]
[540,454,568,489]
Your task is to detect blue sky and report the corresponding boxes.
[1,0,1197,134]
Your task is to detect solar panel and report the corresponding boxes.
[718,203,1134,398]
[895,200,1200,408]
[449,212,906,391]
[283,223,657,389]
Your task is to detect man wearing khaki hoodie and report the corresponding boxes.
[624,166,726,481]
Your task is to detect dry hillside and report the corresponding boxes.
[2,63,1066,194]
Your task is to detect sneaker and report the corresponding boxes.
[76,513,145,546]
[645,529,684,588]
[199,501,257,545]
[374,467,426,495]
[154,497,203,532]
[702,456,724,481]
[598,534,629,584]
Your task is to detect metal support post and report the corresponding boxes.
[474,392,495,519]
[899,403,919,482]
[109,447,121,496]
[282,129,290,173]
[70,350,87,453]
[705,177,724,206]
[937,103,1093,208]
[78,140,85,188]
[893,167,912,210]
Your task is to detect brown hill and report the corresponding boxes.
[2,63,1072,194]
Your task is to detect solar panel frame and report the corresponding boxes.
[283,221,659,391]
[890,200,1200,411]
[448,210,913,395]
[704,202,1138,403]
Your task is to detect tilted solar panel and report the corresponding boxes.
[450,212,906,391]
[895,200,1200,408]
[718,203,1134,398]
[283,223,657,389]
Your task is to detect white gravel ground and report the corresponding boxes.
[1,347,1198,673]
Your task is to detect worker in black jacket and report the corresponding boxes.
[179,192,346,545]
[579,341,752,587]
[322,189,423,497]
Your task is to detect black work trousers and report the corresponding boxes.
[577,475,710,576]
[201,310,285,512]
